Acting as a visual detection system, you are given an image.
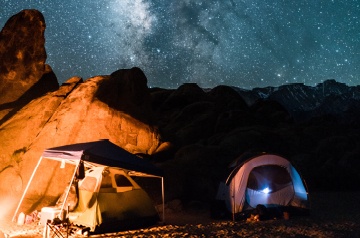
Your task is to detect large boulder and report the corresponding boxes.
[97,67,153,122]
[164,144,228,202]
[163,101,218,144]
[0,10,165,218]
[0,9,57,104]
[0,77,82,198]
[207,85,248,111]
[251,99,293,126]
[160,83,207,111]
[0,75,163,217]
[0,9,58,123]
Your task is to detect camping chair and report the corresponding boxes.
[43,217,70,238]
[42,206,89,238]
[42,205,70,238]
[42,182,81,238]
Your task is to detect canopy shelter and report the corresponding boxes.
[13,139,165,228]
[41,139,163,176]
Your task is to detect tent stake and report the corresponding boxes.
[12,156,44,222]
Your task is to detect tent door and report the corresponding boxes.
[245,165,294,208]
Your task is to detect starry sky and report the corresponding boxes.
[1,0,359,89]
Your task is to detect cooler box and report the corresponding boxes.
[40,207,61,225]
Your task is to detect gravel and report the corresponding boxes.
[1,192,359,238]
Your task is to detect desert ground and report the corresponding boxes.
[1,191,359,238]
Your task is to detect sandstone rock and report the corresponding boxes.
[21,75,161,166]
[164,144,227,201]
[34,76,125,146]
[0,10,59,125]
[0,9,53,104]
[150,88,174,112]
[0,77,82,209]
[208,85,248,111]
[215,127,281,157]
[0,166,22,196]
[0,77,82,163]
[0,64,58,125]
[251,99,293,126]
[163,101,217,145]
[214,109,257,133]
[97,67,153,122]
[0,74,162,210]
[151,141,177,161]
[160,83,206,111]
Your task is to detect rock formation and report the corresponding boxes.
[0,71,164,197]
[0,9,59,122]
[1,9,360,219]
[0,10,163,217]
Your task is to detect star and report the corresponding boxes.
[1,0,359,89]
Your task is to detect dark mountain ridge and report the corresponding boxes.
[234,79,360,123]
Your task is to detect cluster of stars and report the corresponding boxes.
[0,0,359,89]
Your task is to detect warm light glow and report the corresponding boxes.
[0,196,17,220]
[262,187,271,194]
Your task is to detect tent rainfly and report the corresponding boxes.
[13,139,165,230]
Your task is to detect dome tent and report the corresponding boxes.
[67,166,159,232]
[215,153,309,219]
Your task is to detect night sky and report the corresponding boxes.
[1,1,359,89]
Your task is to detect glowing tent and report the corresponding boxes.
[13,139,164,232]
[215,153,309,219]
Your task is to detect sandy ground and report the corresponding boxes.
[1,191,360,238]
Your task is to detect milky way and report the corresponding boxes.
[1,0,359,89]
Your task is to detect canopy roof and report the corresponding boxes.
[42,139,163,177]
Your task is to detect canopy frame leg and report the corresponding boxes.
[13,156,44,222]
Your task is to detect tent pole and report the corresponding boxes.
[161,176,165,223]
[12,156,44,222]
[59,160,80,213]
